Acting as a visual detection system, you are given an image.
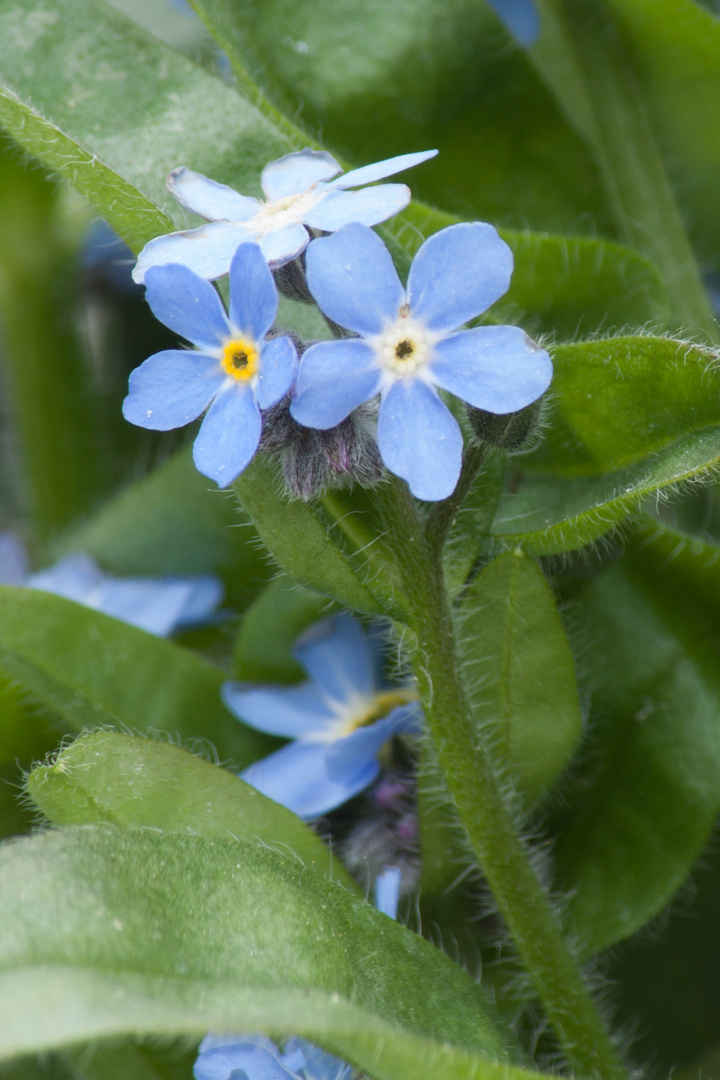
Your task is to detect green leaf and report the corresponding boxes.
[553,523,720,953]
[26,730,358,893]
[232,457,396,617]
[489,426,720,555]
[233,577,336,682]
[52,447,271,611]
[0,0,294,251]
[0,828,526,1075]
[457,551,582,807]
[526,337,720,477]
[0,586,270,765]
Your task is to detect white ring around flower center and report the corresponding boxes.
[373,314,437,376]
[252,190,323,234]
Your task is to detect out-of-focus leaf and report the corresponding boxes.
[52,448,271,611]
[526,337,720,477]
[0,586,271,765]
[489,427,720,555]
[457,551,582,806]
[0,828,523,1074]
[553,522,720,953]
[232,577,336,683]
[26,731,358,892]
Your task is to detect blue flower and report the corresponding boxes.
[123,243,297,487]
[132,147,438,283]
[223,614,422,819]
[487,0,540,45]
[0,535,223,637]
[194,1034,352,1080]
[290,222,553,501]
[375,865,402,918]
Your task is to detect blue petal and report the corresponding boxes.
[305,224,405,335]
[241,740,379,819]
[261,149,342,201]
[378,379,463,500]
[325,705,422,780]
[123,351,223,431]
[431,325,552,413]
[222,681,336,738]
[167,167,260,221]
[195,1043,300,1080]
[170,575,225,627]
[133,221,263,284]
[144,264,231,350]
[375,866,402,919]
[193,384,262,486]
[407,222,513,333]
[329,149,439,189]
[294,614,376,700]
[283,1040,352,1080]
[290,340,381,429]
[487,0,540,45]
[0,534,29,585]
[91,579,196,636]
[256,336,298,410]
[256,222,311,269]
[200,1035,282,1057]
[303,185,411,231]
[27,553,102,604]
[229,243,279,340]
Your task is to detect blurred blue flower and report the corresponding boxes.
[487,0,540,45]
[375,864,402,918]
[195,1034,352,1080]
[223,614,422,819]
[123,243,297,487]
[290,222,553,501]
[132,147,437,282]
[0,535,222,637]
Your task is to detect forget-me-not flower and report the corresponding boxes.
[223,614,422,819]
[132,147,437,283]
[290,222,553,501]
[123,243,297,486]
[0,535,222,637]
[195,1034,352,1080]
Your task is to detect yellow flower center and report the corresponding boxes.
[314,688,419,744]
[221,338,259,382]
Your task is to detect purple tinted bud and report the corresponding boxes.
[341,765,419,897]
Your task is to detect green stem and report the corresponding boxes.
[425,441,489,557]
[530,0,717,339]
[376,476,628,1080]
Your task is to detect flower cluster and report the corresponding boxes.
[223,614,422,820]
[124,147,552,501]
[0,534,222,637]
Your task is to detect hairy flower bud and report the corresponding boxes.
[466,396,544,452]
[340,764,420,898]
[273,249,313,303]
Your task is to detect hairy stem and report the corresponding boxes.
[376,477,628,1080]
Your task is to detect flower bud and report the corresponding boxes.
[272,249,313,303]
[466,396,544,452]
[340,765,419,898]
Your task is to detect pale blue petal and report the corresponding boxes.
[144,264,231,350]
[303,185,411,231]
[488,0,540,45]
[229,243,278,340]
[240,740,378,819]
[195,1042,299,1080]
[261,149,342,201]
[256,336,298,409]
[325,705,422,779]
[200,1036,281,1057]
[123,351,223,431]
[92,579,194,636]
[171,575,225,627]
[133,221,262,284]
[193,384,262,486]
[222,681,336,738]
[0,534,29,585]
[167,166,260,221]
[284,1040,352,1080]
[431,325,552,412]
[291,340,381,429]
[329,149,439,189]
[378,379,463,501]
[294,614,375,700]
[256,222,311,269]
[407,222,513,333]
[305,224,405,335]
[27,553,102,605]
[375,866,402,919]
